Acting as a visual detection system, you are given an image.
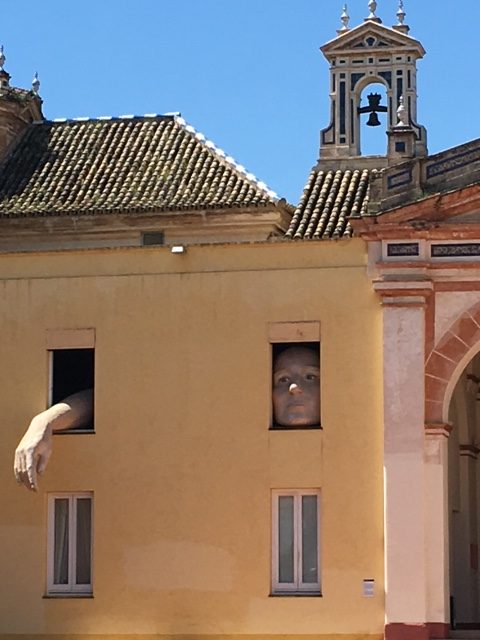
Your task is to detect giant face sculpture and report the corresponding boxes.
[272,345,320,427]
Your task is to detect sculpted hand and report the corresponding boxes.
[13,389,93,492]
[14,416,53,491]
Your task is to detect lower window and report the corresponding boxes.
[47,493,93,595]
[271,489,321,594]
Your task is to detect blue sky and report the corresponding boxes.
[1,1,478,203]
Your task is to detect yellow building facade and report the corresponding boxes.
[4,5,480,640]
[0,239,383,640]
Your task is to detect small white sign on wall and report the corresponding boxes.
[363,579,375,597]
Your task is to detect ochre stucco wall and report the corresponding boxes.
[0,238,383,639]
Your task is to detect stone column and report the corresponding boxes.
[375,281,432,640]
[455,445,480,623]
[424,424,451,638]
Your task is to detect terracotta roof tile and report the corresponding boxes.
[0,115,278,217]
[285,168,370,239]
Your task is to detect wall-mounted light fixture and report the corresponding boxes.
[171,245,186,254]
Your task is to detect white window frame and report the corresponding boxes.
[271,489,321,594]
[47,492,93,595]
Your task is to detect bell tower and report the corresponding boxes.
[318,1,427,170]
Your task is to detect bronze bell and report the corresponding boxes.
[366,111,381,127]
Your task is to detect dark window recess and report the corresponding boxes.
[397,78,403,101]
[51,349,94,429]
[339,82,346,135]
[351,99,355,142]
[395,142,406,152]
[407,70,411,89]
[142,232,164,246]
[351,72,365,90]
[379,71,392,88]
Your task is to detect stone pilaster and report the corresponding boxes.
[375,281,431,640]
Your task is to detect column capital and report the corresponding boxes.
[374,279,433,307]
[460,444,480,459]
[425,422,452,438]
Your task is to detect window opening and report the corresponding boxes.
[272,490,321,594]
[47,493,93,595]
[49,348,94,430]
[271,342,320,430]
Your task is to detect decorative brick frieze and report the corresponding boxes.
[425,301,480,422]
[387,242,419,257]
[426,144,480,179]
[431,243,480,258]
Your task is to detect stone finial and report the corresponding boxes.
[396,0,406,24]
[368,0,377,19]
[32,71,40,95]
[339,4,350,32]
[396,95,408,126]
[392,0,410,33]
[365,0,382,23]
[0,46,5,70]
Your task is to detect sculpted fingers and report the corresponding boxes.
[14,446,38,491]
[26,450,38,491]
[14,450,23,484]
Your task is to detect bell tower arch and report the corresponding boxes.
[319,1,427,170]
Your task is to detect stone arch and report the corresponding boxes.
[354,74,390,95]
[425,300,480,423]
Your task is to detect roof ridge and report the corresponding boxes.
[45,112,178,125]
[173,115,278,202]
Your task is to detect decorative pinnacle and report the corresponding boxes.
[396,95,408,127]
[32,71,40,95]
[339,4,350,31]
[396,0,406,25]
[367,0,378,19]
[0,45,5,70]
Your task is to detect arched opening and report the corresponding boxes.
[358,82,389,156]
[448,351,480,628]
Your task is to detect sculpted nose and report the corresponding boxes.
[289,382,302,394]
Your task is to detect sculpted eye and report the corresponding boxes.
[276,375,290,385]
[305,373,319,381]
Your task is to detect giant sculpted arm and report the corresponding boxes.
[14,389,93,492]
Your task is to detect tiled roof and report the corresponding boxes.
[0,114,279,217]
[285,168,370,239]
